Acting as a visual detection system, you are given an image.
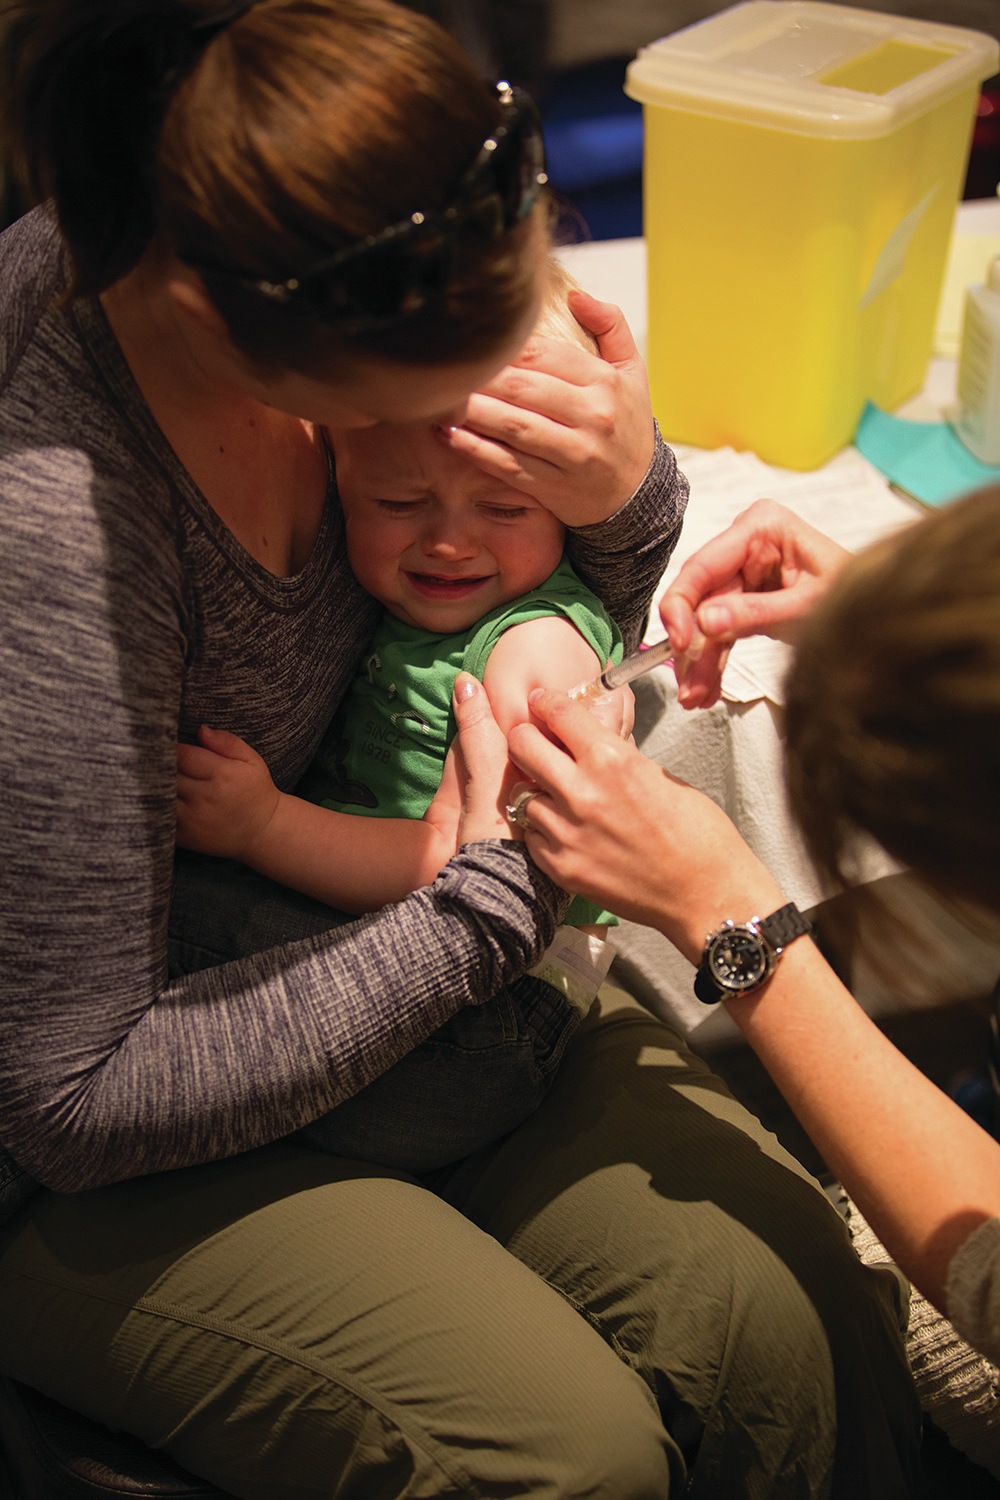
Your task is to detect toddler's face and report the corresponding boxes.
[334,423,565,633]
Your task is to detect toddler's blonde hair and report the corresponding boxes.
[535,258,599,355]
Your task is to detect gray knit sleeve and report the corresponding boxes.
[565,428,688,653]
[4,841,563,1195]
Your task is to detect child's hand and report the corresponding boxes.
[176,725,280,861]
[442,290,655,528]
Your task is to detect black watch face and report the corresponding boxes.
[707,927,770,992]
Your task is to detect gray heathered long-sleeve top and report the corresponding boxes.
[0,205,687,1217]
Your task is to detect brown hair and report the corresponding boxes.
[784,485,1000,923]
[0,0,544,372]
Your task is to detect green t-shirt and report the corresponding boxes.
[314,557,623,926]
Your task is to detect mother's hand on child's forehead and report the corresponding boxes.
[439,305,656,529]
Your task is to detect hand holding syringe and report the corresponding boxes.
[567,635,674,701]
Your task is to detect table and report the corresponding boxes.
[557,202,1000,1044]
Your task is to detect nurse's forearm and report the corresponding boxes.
[728,940,1000,1312]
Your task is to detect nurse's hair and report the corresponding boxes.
[0,0,547,373]
[784,484,1000,922]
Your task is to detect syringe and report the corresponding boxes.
[567,635,673,701]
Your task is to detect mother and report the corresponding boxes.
[0,1,920,1495]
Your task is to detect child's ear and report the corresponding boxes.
[166,270,231,338]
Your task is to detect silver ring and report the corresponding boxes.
[505,786,539,830]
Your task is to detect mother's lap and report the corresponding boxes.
[0,987,921,1498]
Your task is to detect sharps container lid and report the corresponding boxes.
[625,0,1000,139]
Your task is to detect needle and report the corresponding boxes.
[567,635,673,700]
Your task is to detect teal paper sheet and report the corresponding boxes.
[854,402,1000,507]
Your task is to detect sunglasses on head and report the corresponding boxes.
[186,82,547,334]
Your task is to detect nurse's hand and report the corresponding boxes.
[660,500,850,709]
[442,290,655,528]
[506,688,783,961]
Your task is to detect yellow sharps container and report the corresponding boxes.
[625,1,999,469]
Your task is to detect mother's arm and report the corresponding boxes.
[0,467,563,1200]
[565,424,686,654]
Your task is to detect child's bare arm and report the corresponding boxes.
[176,725,454,914]
[481,616,603,736]
[235,794,455,914]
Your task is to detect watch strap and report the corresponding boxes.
[757,901,813,953]
[693,959,727,1005]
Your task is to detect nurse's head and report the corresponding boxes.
[785,483,1000,922]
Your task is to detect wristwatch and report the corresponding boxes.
[694,902,813,1004]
